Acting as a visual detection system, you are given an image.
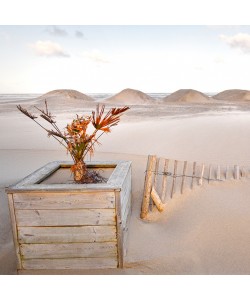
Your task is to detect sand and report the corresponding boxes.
[2,92,250,274]
[213,89,250,101]
[103,88,156,105]
[162,89,210,103]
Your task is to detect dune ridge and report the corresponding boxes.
[213,89,250,101]
[103,88,156,105]
[37,89,94,102]
[163,89,210,103]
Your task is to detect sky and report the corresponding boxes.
[0,25,250,93]
[1,25,250,94]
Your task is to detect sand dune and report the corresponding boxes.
[39,89,94,101]
[213,89,250,101]
[31,89,95,112]
[35,89,94,105]
[103,88,155,105]
[163,89,210,103]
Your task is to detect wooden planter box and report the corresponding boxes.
[6,160,132,272]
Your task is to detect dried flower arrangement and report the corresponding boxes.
[17,101,129,183]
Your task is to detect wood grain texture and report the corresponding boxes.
[235,165,240,180]
[208,165,212,183]
[20,242,117,259]
[181,161,187,194]
[16,209,115,226]
[198,164,205,185]
[13,192,115,210]
[18,226,117,243]
[151,187,164,212]
[141,155,156,219]
[191,162,197,189]
[161,159,169,201]
[216,165,221,180]
[115,190,124,268]
[22,257,118,270]
[171,160,178,198]
[6,161,132,192]
[7,194,22,270]
[120,169,132,216]
[122,195,131,229]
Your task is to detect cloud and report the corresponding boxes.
[220,33,250,53]
[46,26,68,37]
[75,30,84,38]
[30,40,70,57]
[82,50,110,63]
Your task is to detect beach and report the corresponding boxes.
[1,91,250,274]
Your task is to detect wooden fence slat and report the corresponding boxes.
[153,157,160,188]
[140,155,157,219]
[151,187,164,212]
[234,165,240,180]
[151,157,160,210]
[225,165,229,180]
[181,161,187,194]
[216,165,221,181]
[161,159,169,202]
[208,165,212,184]
[198,164,205,185]
[191,162,197,189]
[241,167,245,178]
[171,160,178,198]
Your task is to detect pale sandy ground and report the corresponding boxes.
[1,99,250,274]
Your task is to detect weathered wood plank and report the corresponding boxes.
[120,169,132,218]
[161,159,169,201]
[7,194,22,270]
[20,242,117,259]
[171,160,178,198]
[18,226,117,243]
[198,164,205,186]
[122,195,131,228]
[225,165,229,180]
[208,164,212,183]
[16,209,115,226]
[121,191,132,224]
[151,187,164,212]
[191,162,196,189]
[107,161,132,188]
[7,161,61,190]
[181,161,187,194]
[153,157,160,188]
[6,161,132,193]
[22,257,118,270]
[150,157,160,210]
[216,165,221,181]
[141,155,156,219]
[234,165,240,180]
[121,196,132,258]
[240,167,246,178]
[115,191,123,268]
[13,192,115,210]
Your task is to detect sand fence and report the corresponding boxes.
[140,155,250,219]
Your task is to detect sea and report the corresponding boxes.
[0,92,216,103]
